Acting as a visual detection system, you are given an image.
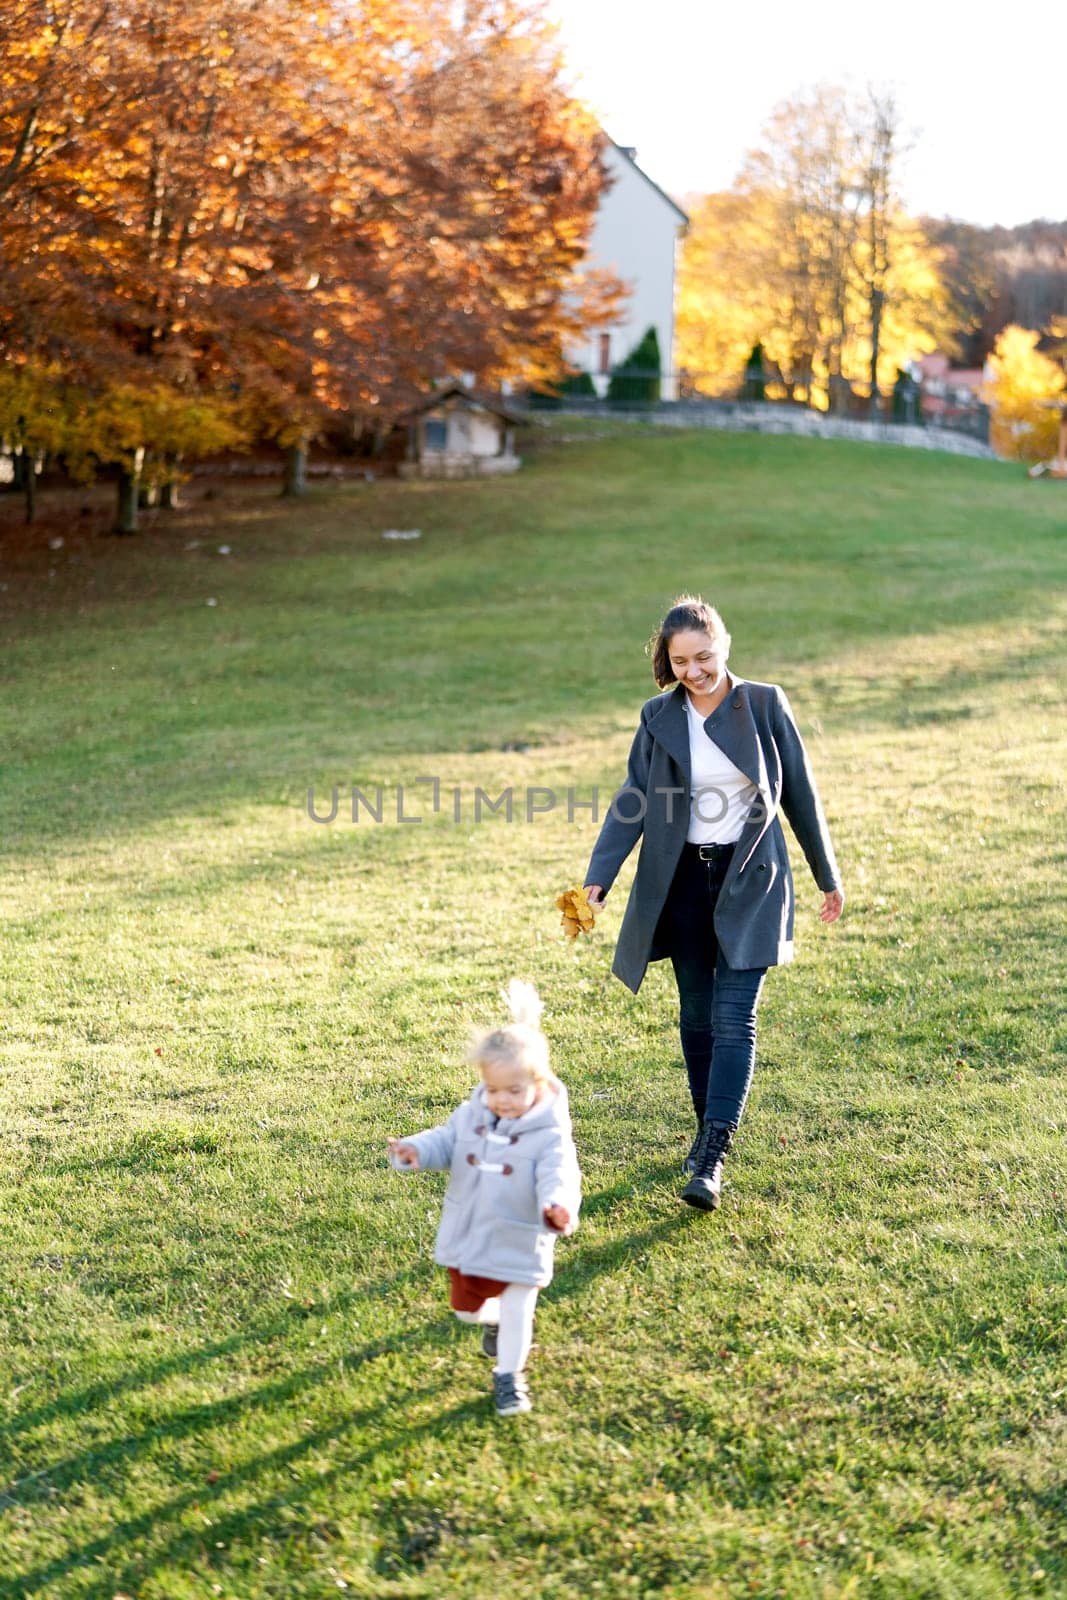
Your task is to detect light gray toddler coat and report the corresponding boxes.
[399,1080,581,1287]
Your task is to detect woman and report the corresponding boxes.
[583,595,844,1213]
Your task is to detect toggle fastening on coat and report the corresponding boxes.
[395,1079,582,1286]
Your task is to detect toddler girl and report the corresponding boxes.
[387,980,581,1416]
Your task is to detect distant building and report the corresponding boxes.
[398,382,525,479]
[916,352,991,418]
[566,138,689,401]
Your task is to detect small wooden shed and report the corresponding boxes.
[399,383,525,479]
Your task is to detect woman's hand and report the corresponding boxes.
[819,889,845,924]
[543,1204,571,1233]
[387,1137,419,1169]
[583,884,606,910]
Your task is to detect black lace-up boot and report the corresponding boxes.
[680,1119,736,1211]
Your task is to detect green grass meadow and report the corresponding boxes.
[1,426,1065,1598]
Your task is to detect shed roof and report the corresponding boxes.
[403,382,526,425]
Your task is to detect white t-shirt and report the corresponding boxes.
[684,694,755,844]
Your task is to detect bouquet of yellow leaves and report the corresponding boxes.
[556,885,597,941]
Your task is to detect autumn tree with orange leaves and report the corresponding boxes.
[0,0,615,527]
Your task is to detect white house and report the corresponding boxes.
[566,138,689,401]
[398,382,525,478]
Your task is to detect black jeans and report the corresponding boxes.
[656,843,767,1129]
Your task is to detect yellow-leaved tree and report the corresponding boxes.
[677,86,961,409]
[63,385,248,532]
[0,363,70,522]
[983,326,1066,461]
[846,213,956,394]
[675,192,778,397]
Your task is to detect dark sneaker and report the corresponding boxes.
[481,1324,498,1360]
[681,1119,736,1211]
[493,1370,532,1416]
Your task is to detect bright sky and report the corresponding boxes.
[546,0,1066,228]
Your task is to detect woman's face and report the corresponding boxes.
[667,628,728,694]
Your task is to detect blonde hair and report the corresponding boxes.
[468,979,552,1085]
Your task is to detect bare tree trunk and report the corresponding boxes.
[826,195,853,412]
[869,288,884,418]
[115,449,146,534]
[24,450,37,524]
[860,92,899,420]
[160,452,182,507]
[283,438,309,497]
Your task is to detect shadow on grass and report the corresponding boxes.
[0,1190,691,1595]
[575,1160,699,1222]
[2,443,1066,860]
[1,591,1062,887]
[0,1263,432,1451]
[0,1381,489,1599]
[0,1312,457,1519]
[2,1193,686,1451]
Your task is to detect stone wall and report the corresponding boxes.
[530,400,997,461]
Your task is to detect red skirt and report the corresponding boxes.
[447,1267,508,1312]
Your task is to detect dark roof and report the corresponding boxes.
[402,382,526,425]
[606,137,689,227]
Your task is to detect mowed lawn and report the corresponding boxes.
[1,427,1065,1600]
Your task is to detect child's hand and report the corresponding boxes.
[542,1204,571,1233]
[387,1137,419,1170]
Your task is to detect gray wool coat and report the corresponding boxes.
[397,1081,581,1287]
[585,676,842,992]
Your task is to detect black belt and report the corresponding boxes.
[684,841,735,861]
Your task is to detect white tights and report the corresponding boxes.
[454,1283,539,1373]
